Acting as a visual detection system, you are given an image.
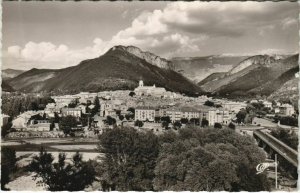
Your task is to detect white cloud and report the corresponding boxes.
[4,1,298,70]
[7,46,21,58]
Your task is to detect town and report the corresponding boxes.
[2,80,298,191]
[2,80,297,138]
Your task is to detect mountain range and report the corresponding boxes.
[2,45,298,104]
[171,55,247,83]
[6,46,202,96]
[197,54,298,98]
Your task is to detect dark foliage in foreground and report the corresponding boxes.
[97,126,270,191]
[29,147,95,191]
[1,147,17,190]
[154,127,270,191]
[98,127,160,191]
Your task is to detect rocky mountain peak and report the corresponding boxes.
[111,45,175,70]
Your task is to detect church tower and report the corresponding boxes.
[139,80,144,87]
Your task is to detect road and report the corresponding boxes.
[252,117,277,127]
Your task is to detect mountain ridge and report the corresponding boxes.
[8,45,203,95]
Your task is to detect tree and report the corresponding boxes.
[98,127,160,191]
[91,96,100,116]
[154,116,161,123]
[1,118,12,138]
[125,114,132,121]
[119,115,124,121]
[204,100,214,107]
[180,118,189,124]
[134,120,144,128]
[228,122,236,130]
[29,147,95,191]
[127,107,135,115]
[236,110,247,124]
[154,127,269,191]
[1,147,17,190]
[129,91,136,97]
[190,118,200,125]
[201,118,209,127]
[173,121,182,129]
[105,116,116,125]
[54,112,60,123]
[162,121,169,129]
[59,115,78,135]
[160,116,171,123]
[214,123,222,129]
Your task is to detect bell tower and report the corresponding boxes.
[139,80,144,87]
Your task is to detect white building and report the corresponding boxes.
[263,101,273,109]
[163,106,201,123]
[76,92,98,104]
[279,104,295,116]
[134,80,167,97]
[27,120,51,132]
[12,111,40,131]
[100,101,114,117]
[61,108,82,118]
[223,102,247,113]
[208,109,235,126]
[135,106,156,122]
[77,104,87,114]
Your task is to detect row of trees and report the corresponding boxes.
[2,94,55,118]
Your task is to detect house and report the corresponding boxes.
[163,107,182,122]
[263,101,273,109]
[208,109,235,126]
[61,108,82,118]
[27,120,51,132]
[45,103,61,114]
[135,106,157,122]
[52,95,78,105]
[100,101,114,117]
[12,111,40,131]
[77,104,87,114]
[93,115,106,128]
[163,106,201,123]
[223,102,247,113]
[279,104,295,116]
[76,92,97,104]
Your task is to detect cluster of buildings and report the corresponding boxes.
[135,105,237,126]
[4,80,297,134]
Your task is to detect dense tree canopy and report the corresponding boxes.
[59,115,78,134]
[98,127,160,191]
[153,127,270,191]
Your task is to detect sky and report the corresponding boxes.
[2,1,299,70]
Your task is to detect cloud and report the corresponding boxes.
[7,46,21,58]
[4,1,298,70]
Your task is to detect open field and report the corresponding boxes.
[1,138,100,152]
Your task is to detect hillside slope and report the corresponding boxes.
[2,69,25,80]
[198,54,298,97]
[8,46,202,95]
[268,73,299,108]
[2,80,15,92]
